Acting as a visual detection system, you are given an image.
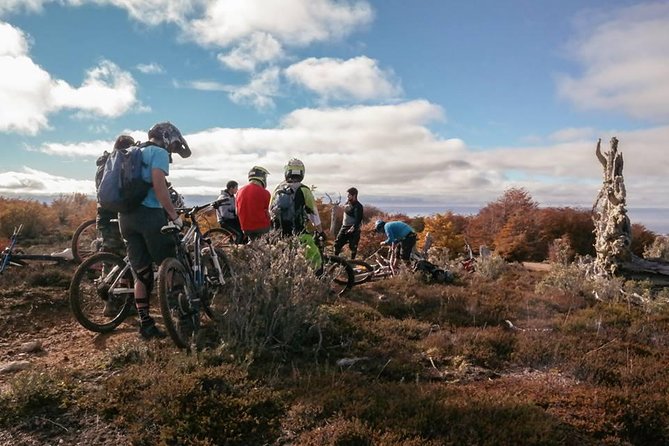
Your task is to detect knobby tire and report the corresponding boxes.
[69,252,134,333]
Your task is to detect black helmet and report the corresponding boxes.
[248,166,269,187]
[148,122,191,158]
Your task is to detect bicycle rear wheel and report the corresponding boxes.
[321,254,354,296]
[347,259,374,284]
[69,252,134,332]
[157,257,198,349]
[71,218,100,264]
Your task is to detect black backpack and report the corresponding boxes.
[271,183,307,234]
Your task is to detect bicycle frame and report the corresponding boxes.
[173,204,227,298]
[1,225,69,274]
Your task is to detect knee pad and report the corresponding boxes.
[136,267,154,296]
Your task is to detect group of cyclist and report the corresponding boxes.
[96,121,418,340]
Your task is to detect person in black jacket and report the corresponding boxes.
[334,187,364,259]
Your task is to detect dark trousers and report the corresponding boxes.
[219,218,244,244]
[399,232,417,261]
[334,226,361,259]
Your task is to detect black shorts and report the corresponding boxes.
[119,206,175,271]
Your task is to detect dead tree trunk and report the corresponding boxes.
[592,137,632,276]
[592,137,669,282]
[325,192,342,238]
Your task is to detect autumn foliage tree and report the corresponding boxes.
[466,188,539,259]
[421,212,470,258]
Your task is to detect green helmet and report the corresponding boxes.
[248,166,269,187]
[284,158,305,182]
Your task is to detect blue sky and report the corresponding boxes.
[1,1,668,230]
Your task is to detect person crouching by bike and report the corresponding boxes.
[118,122,190,340]
[333,187,363,259]
[216,180,243,244]
[95,134,135,257]
[236,166,271,241]
[374,219,417,265]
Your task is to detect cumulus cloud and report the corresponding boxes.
[11,102,669,211]
[0,21,140,135]
[227,67,281,109]
[285,56,401,102]
[558,2,669,121]
[0,167,94,196]
[136,62,165,74]
[217,32,284,71]
[0,0,50,15]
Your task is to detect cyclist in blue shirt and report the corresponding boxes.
[374,219,417,263]
[118,122,190,340]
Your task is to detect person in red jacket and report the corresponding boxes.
[236,166,271,241]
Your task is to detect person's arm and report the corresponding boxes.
[301,187,322,231]
[152,168,178,221]
[351,202,363,231]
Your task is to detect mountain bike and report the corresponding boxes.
[157,201,233,349]
[1,225,72,274]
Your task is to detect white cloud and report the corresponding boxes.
[0,0,50,16]
[228,67,281,109]
[51,60,139,118]
[558,2,669,121]
[188,0,372,48]
[0,21,140,134]
[217,32,283,71]
[0,167,94,196]
[11,103,669,212]
[136,62,165,74]
[548,127,595,142]
[64,0,197,26]
[285,56,401,101]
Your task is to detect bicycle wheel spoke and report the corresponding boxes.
[69,252,134,333]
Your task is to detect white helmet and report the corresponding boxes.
[284,158,305,182]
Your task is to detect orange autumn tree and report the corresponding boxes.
[421,212,469,258]
[466,188,539,259]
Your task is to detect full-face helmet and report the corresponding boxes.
[248,166,269,187]
[284,158,305,182]
[148,122,191,158]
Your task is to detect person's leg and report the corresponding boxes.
[348,230,361,259]
[333,226,349,256]
[120,207,168,339]
[400,233,417,262]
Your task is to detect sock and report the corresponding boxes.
[135,297,152,326]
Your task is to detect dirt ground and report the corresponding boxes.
[0,264,146,445]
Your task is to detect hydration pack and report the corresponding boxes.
[413,260,454,284]
[97,144,151,213]
[271,183,307,234]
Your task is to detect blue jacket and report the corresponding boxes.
[382,221,415,244]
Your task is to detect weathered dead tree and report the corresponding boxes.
[324,192,342,238]
[592,137,669,283]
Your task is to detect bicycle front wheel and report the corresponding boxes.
[71,218,100,264]
[69,252,134,333]
[157,257,198,349]
[321,254,354,296]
